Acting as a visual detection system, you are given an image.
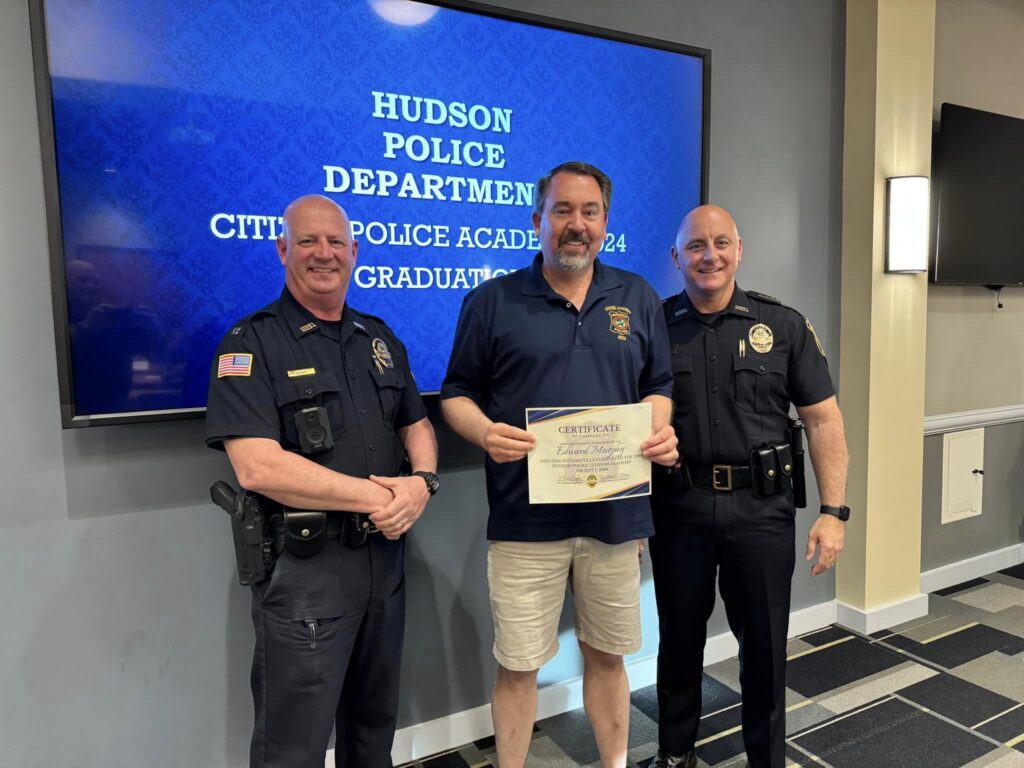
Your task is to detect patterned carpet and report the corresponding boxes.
[399,564,1024,767]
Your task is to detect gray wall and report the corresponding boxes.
[924,0,1024,417]
[0,0,844,765]
[921,424,1024,573]
[917,0,1024,573]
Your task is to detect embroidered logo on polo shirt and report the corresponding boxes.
[605,305,631,340]
[371,338,394,373]
[748,323,774,353]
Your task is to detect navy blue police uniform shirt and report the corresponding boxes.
[441,254,673,545]
[663,286,834,468]
[205,287,427,478]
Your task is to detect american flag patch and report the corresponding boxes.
[217,353,253,378]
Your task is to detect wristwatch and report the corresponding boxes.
[413,470,440,496]
[819,504,850,521]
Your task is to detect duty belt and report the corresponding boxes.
[324,514,379,538]
[691,464,754,492]
[325,516,344,538]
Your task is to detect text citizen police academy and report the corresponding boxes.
[207,90,629,290]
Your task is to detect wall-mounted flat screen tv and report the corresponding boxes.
[932,103,1024,286]
[31,0,709,427]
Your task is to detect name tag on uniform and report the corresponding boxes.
[287,368,316,378]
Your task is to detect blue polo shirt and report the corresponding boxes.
[441,254,673,544]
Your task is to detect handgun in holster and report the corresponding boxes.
[788,417,807,508]
[210,481,282,586]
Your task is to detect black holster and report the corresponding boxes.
[210,482,282,586]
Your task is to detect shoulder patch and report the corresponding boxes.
[217,353,253,378]
[747,290,781,305]
[806,319,827,357]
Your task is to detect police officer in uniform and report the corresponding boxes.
[206,195,438,768]
[650,205,849,768]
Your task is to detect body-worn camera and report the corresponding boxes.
[295,406,333,454]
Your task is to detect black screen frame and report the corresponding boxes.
[931,102,1024,288]
[29,0,711,428]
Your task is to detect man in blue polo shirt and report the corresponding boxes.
[441,161,678,768]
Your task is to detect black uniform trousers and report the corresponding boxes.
[650,486,795,768]
[249,533,405,768]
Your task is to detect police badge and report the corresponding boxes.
[371,338,394,373]
[748,323,774,353]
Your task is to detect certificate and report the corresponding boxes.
[525,403,652,504]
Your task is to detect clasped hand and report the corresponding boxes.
[367,475,430,540]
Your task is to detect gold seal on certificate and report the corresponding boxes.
[525,403,652,504]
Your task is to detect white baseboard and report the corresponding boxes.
[920,543,1024,594]
[923,404,1024,436]
[334,599,838,766]
[352,547,1023,765]
[835,593,929,635]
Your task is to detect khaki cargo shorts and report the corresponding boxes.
[487,537,642,671]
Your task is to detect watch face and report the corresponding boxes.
[415,471,439,494]
[822,505,850,521]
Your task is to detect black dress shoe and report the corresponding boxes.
[651,750,697,768]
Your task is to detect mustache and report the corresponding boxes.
[559,234,591,245]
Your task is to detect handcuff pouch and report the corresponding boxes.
[283,509,327,558]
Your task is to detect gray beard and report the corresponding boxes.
[554,246,593,272]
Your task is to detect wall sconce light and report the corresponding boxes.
[885,175,930,273]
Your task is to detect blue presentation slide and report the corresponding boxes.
[45,0,704,417]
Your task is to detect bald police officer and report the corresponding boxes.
[206,195,438,768]
[650,205,849,768]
